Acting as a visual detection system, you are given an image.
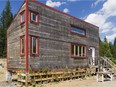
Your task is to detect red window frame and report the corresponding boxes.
[70,42,87,58]
[20,10,25,24]
[20,35,25,56]
[30,11,39,24]
[30,35,39,56]
[70,24,86,37]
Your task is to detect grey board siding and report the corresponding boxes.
[28,1,99,70]
[7,3,26,70]
[7,1,99,70]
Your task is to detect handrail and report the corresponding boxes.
[104,56,116,67]
[100,56,116,73]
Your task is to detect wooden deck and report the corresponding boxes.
[17,68,87,87]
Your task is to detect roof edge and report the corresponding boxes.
[33,0,99,29]
[7,1,25,31]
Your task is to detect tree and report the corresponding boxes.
[109,42,113,56]
[100,37,112,57]
[112,38,116,58]
[100,39,105,56]
[0,0,13,57]
[103,37,112,57]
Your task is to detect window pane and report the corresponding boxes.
[83,47,85,56]
[71,45,74,56]
[76,46,78,56]
[32,13,36,21]
[32,37,36,54]
[21,38,24,54]
[79,46,81,56]
[21,13,24,22]
[71,26,85,35]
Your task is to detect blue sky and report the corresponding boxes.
[0,0,116,42]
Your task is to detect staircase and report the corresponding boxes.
[99,56,116,80]
[88,56,116,80]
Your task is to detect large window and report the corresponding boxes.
[30,36,39,56]
[30,11,39,24]
[71,43,86,58]
[71,25,86,36]
[20,11,25,24]
[20,36,25,56]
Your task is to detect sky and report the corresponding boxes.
[0,0,116,43]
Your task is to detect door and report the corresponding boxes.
[89,47,95,66]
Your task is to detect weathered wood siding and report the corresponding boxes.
[7,1,99,71]
[28,2,99,70]
[7,3,26,70]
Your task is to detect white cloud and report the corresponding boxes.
[46,0,66,7]
[85,0,116,42]
[68,0,78,2]
[112,27,116,32]
[106,34,116,42]
[63,8,69,13]
[91,0,105,8]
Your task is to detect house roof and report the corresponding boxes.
[7,0,99,31]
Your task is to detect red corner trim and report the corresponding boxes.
[25,0,29,73]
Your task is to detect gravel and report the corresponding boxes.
[0,82,17,87]
[0,77,116,87]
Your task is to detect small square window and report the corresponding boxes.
[32,13,37,22]
[30,11,39,24]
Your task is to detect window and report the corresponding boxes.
[71,25,86,36]
[32,13,37,22]
[32,37,37,54]
[30,36,39,56]
[30,11,39,24]
[71,43,86,58]
[20,36,25,56]
[20,11,25,24]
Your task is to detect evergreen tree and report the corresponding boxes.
[109,42,113,57]
[100,39,105,56]
[0,0,13,57]
[113,38,116,58]
[3,0,13,29]
[103,37,112,57]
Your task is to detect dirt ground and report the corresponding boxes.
[0,59,116,87]
[0,59,6,81]
[42,78,116,87]
[0,77,116,87]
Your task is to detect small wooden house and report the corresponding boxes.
[7,0,99,73]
